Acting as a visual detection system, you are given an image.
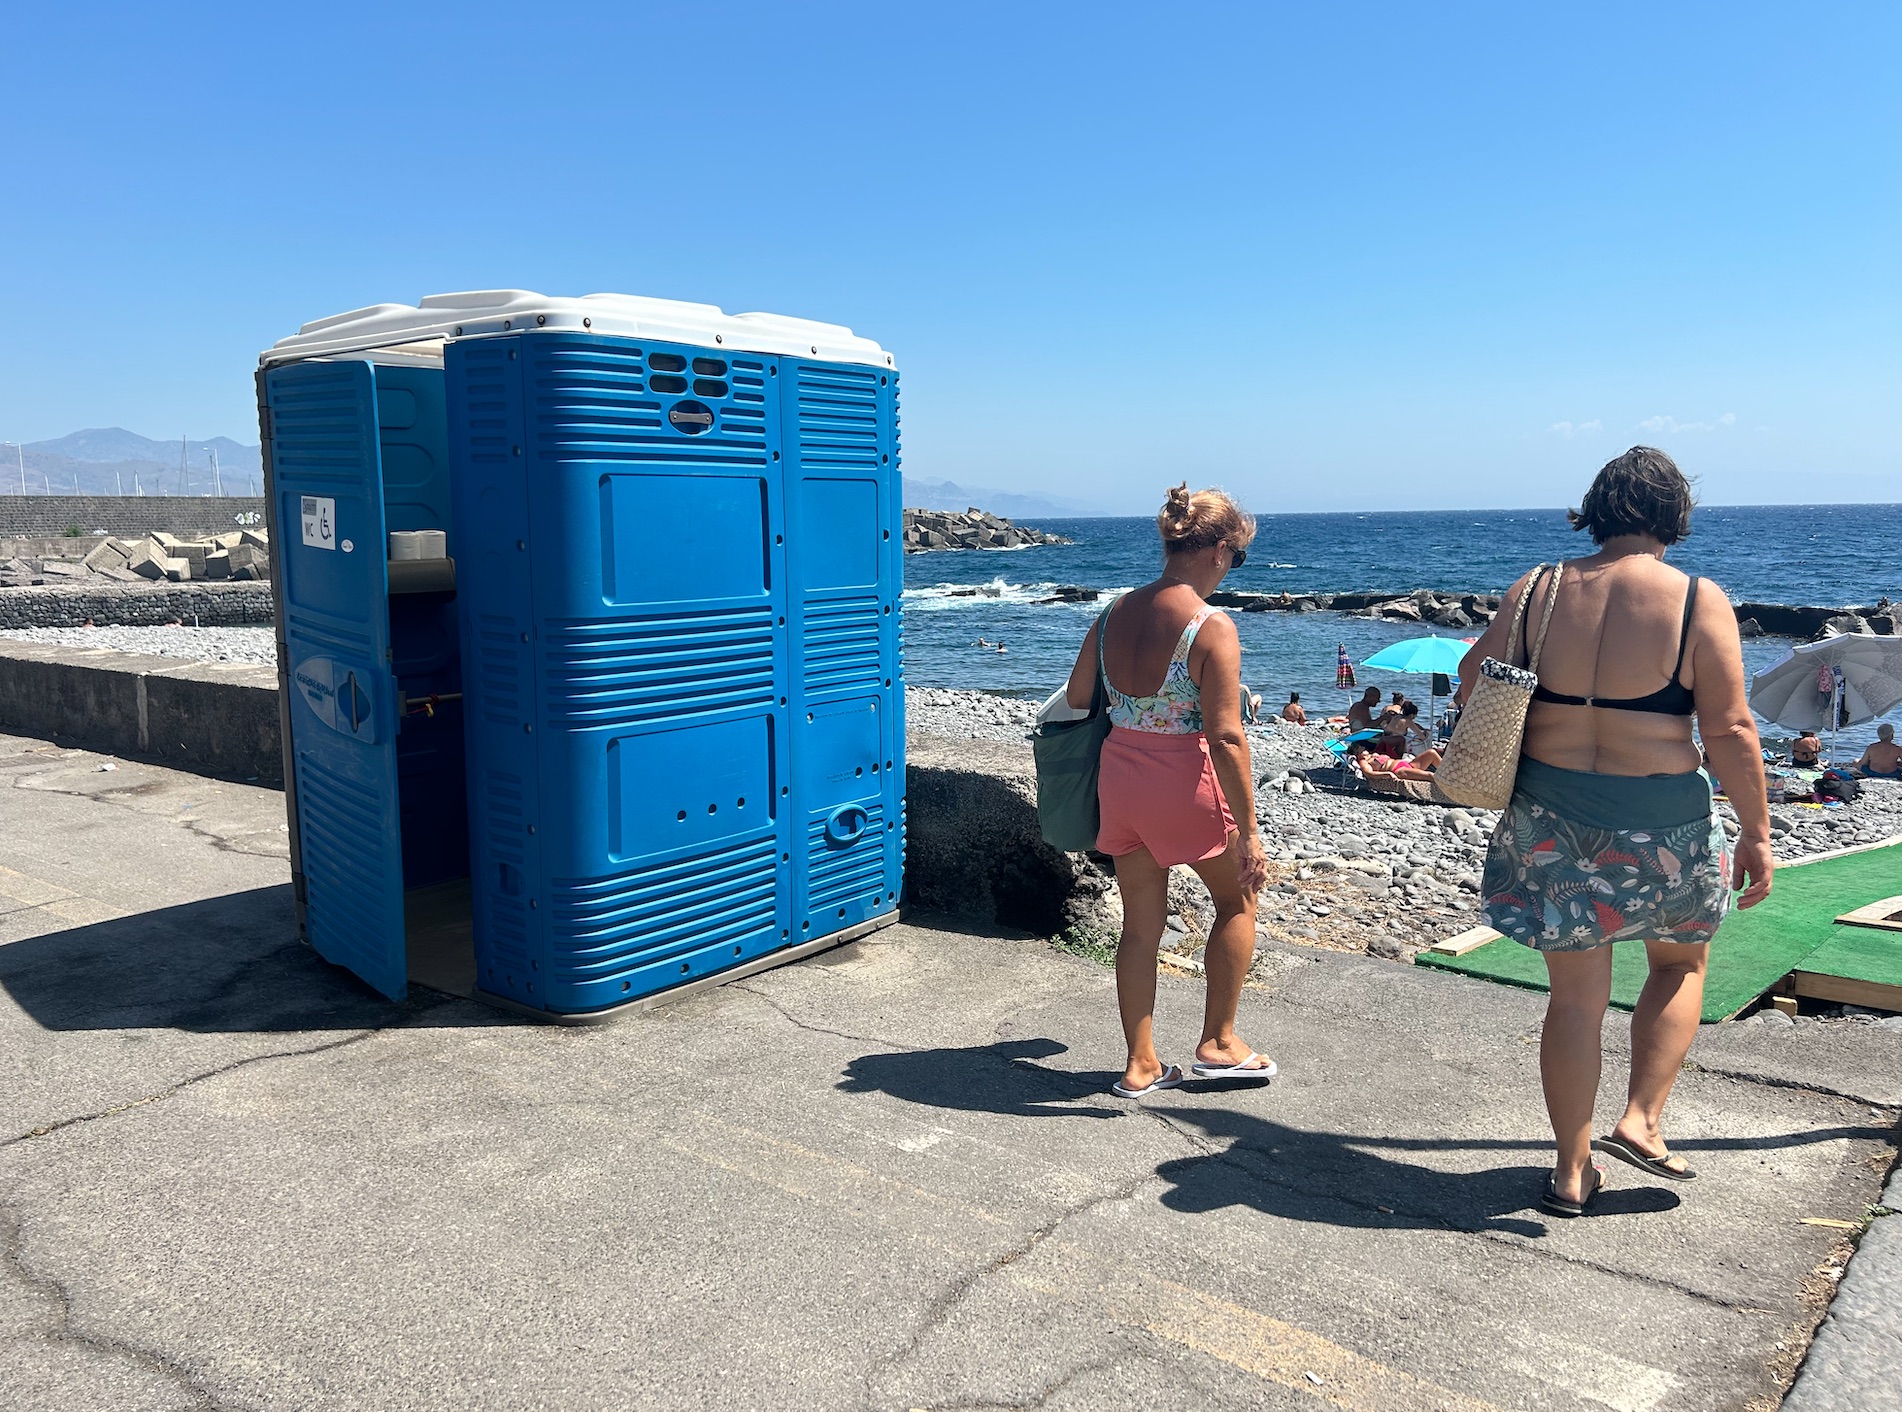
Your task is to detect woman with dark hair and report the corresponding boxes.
[1064,484,1272,1097]
[1456,447,1773,1216]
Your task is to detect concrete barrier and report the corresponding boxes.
[0,495,265,539]
[0,647,1107,932]
[0,641,282,784]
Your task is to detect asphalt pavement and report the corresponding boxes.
[1,730,1898,1411]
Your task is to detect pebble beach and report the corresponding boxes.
[909,686,1902,1025]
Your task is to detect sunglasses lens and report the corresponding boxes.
[1231,547,1247,567]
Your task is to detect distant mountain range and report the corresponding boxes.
[4,428,264,496]
[3,433,1108,515]
[901,476,1107,520]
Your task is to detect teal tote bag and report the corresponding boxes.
[1032,605,1114,851]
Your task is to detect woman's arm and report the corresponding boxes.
[1454,569,1537,705]
[1192,614,1267,892]
[1064,616,1102,711]
[1688,578,1773,908]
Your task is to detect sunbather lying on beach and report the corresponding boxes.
[1360,746,1443,782]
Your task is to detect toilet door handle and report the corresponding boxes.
[825,805,869,845]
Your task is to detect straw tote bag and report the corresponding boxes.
[1436,563,1563,810]
[1033,605,1115,851]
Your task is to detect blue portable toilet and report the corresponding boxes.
[258,291,904,1018]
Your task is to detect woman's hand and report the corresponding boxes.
[1236,832,1269,895]
[1731,836,1774,909]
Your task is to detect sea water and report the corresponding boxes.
[902,504,1902,753]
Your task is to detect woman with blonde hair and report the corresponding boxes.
[1063,484,1273,1097]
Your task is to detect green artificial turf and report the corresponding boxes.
[1415,839,1902,1020]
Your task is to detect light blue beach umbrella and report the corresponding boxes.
[1361,635,1473,730]
[1360,636,1471,675]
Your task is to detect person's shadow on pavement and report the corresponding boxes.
[837,1038,1631,1237]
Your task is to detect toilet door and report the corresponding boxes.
[266,359,407,1000]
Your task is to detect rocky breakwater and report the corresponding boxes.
[902,508,1070,553]
[1207,587,1499,629]
[0,529,274,632]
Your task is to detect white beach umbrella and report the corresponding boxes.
[1749,633,1902,741]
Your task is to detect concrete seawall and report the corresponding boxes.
[0,646,1078,923]
[0,641,281,783]
[0,495,265,539]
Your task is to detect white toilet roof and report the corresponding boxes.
[261,290,894,369]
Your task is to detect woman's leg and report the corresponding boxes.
[1112,847,1172,1090]
[1187,832,1266,1069]
[1610,941,1709,1171]
[1541,946,1615,1202]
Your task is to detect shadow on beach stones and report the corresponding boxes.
[0,884,512,1033]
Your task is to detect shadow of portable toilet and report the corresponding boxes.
[256,291,905,1019]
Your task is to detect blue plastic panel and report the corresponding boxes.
[450,333,793,1012]
[266,361,407,1000]
[783,359,905,943]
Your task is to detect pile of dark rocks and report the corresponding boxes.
[902,508,1069,553]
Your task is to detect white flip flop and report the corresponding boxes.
[1111,1063,1185,1098]
[1190,1052,1278,1081]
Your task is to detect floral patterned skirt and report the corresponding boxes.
[1481,758,1730,952]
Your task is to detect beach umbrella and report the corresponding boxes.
[1361,635,1472,731]
[1360,636,1471,675]
[1335,642,1356,689]
[1750,632,1902,759]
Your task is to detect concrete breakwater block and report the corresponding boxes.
[902,508,1070,553]
[1,527,269,592]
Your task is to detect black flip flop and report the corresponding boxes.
[1593,1134,1697,1182]
[1541,1163,1605,1218]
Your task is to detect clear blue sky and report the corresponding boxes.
[3,2,1896,512]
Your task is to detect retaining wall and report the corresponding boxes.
[0,648,1101,926]
[0,582,275,630]
[0,641,282,784]
[0,495,266,539]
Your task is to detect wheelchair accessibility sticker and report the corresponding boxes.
[301,496,336,550]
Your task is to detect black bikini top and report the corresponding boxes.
[1529,576,1699,716]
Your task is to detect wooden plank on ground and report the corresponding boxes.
[1790,972,1902,1013]
[1428,925,1501,957]
[1836,895,1902,932]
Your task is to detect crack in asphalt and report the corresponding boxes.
[0,1202,241,1411]
[728,981,922,1052]
[0,1031,378,1150]
[1137,1106,1773,1314]
[1686,1060,1901,1112]
[862,1177,1151,1412]
[910,1357,1115,1412]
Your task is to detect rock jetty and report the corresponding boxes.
[1,529,270,589]
[903,508,1069,553]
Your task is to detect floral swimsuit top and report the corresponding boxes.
[1103,605,1216,734]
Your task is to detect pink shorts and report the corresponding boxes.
[1096,726,1237,865]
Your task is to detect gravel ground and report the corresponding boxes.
[0,623,278,663]
[907,687,1902,1012]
